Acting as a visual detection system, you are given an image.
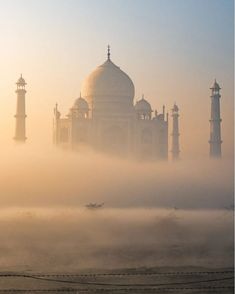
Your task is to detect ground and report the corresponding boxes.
[0,267,233,293]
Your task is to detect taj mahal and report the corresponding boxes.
[53,47,174,160]
[14,47,223,160]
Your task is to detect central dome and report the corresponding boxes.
[81,57,135,115]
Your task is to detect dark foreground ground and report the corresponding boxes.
[0,267,233,293]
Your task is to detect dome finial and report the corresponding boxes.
[107,44,110,60]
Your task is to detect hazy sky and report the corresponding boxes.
[0,0,233,157]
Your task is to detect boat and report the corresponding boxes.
[85,203,104,209]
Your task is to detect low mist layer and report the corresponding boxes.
[0,208,233,271]
[0,145,233,271]
[0,144,233,208]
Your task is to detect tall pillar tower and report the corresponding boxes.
[209,79,222,157]
[14,75,27,142]
[53,103,61,145]
[171,103,180,160]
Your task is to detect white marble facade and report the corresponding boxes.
[53,50,168,159]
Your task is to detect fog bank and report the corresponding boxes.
[0,145,233,271]
[0,144,233,208]
[0,208,233,271]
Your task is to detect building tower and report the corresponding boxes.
[14,75,27,142]
[53,103,61,145]
[171,103,180,160]
[209,79,222,157]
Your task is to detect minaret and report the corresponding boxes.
[14,75,27,142]
[171,103,180,160]
[163,104,165,120]
[107,44,111,60]
[209,79,222,157]
[53,103,61,145]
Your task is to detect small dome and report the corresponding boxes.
[135,95,152,113]
[210,79,221,90]
[72,96,89,110]
[16,74,26,85]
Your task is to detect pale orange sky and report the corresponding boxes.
[0,0,233,158]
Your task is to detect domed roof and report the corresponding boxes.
[81,56,135,108]
[210,79,221,90]
[72,95,89,110]
[16,74,26,85]
[135,95,152,113]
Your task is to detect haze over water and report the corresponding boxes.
[0,144,233,271]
